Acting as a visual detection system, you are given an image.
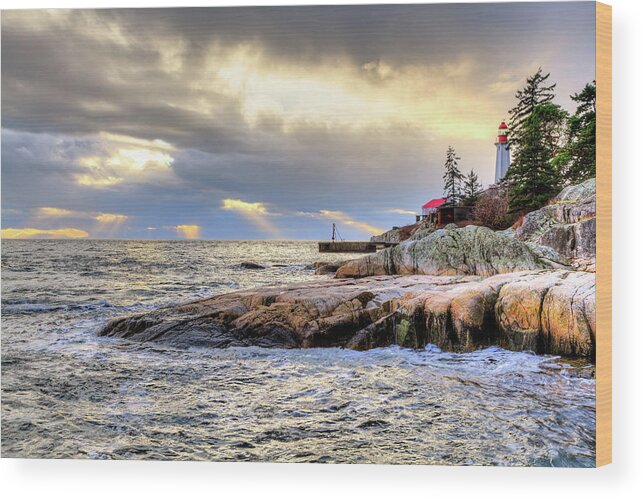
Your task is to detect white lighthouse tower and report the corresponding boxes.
[494,121,510,182]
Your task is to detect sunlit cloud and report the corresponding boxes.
[37,207,75,217]
[199,43,499,140]
[221,198,282,238]
[387,208,417,216]
[175,224,201,239]
[108,148,174,171]
[75,174,123,187]
[75,132,176,188]
[94,213,128,223]
[33,207,129,238]
[221,198,271,215]
[98,132,175,152]
[36,206,128,223]
[1,227,89,239]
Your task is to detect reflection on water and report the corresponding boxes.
[1,240,596,466]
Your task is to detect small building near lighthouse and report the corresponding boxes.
[494,121,511,182]
[416,197,447,223]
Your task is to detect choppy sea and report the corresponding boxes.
[1,240,596,466]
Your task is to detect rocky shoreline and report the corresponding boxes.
[98,270,595,357]
[98,179,597,359]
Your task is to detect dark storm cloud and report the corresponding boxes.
[1,3,595,140]
[108,3,592,67]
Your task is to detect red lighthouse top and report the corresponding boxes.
[497,121,509,143]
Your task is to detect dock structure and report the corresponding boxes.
[318,241,397,253]
[319,222,398,252]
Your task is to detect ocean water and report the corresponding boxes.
[1,240,596,466]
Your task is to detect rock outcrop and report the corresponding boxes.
[338,179,597,277]
[98,270,595,358]
[337,225,549,278]
[513,178,596,270]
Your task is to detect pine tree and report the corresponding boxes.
[555,81,596,183]
[506,105,563,213]
[462,169,482,205]
[525,102,569,162]
[442,146,464,203]
[508,68,557,139]
[505,68,565,214]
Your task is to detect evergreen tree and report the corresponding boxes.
[506,104,563,213]
[554,81,596,183]
[508,68,557,139]
[505,68,566,214]
[442,146,464,203]
[533,103,569,157]
[462,169,482,205]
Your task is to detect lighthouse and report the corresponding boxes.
[494,121,510,183]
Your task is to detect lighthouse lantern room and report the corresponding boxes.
[494,121,511,182]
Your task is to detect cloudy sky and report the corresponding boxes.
[1,2,595,240]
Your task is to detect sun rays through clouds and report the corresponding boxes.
[174,225,201,239]
[221,199,283,239]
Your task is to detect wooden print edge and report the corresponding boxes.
[596,0,612,468]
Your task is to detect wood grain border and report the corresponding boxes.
[596,1,612,467]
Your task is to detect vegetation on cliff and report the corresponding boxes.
[506,69,596,214]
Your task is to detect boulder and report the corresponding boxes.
[336,225,548,278]
[98,270,595,358]
[312,261,347,275]
[238,262,265,270]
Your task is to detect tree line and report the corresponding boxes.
[441,68,596,215]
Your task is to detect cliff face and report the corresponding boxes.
[98,271,595,358]
[513,178,596,271]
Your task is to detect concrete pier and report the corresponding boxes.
[318,241,397,253]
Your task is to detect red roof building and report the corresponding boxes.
[422,197,447,215]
